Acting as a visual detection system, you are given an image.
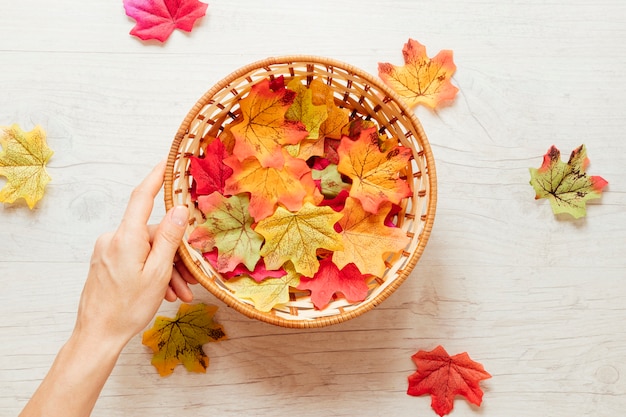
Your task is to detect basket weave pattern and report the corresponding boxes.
[165,56,437,328]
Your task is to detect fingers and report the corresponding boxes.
[170,268,194,302]
[145,205,189,280]
[122,161,167,229]
[175,259,199,285]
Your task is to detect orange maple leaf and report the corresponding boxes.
[333,197,410,277]
[378,38,458,109]
[142,303,227,377]
[230,78,308,168]
[224,153,320,221]
[337,126,412,213]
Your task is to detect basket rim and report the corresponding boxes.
[164,55,437,328]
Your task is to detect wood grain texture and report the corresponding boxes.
[1,0,626,415]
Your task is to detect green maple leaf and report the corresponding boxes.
[188,193,264,272]
[529,144,608,218]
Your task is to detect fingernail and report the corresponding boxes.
[170,205,188,227]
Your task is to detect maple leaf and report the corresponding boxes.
[123,0,208,42]
[142,303,226,377]
[312,163,351,198]
[189,138,233,197]
[225,263,301,312]
[0,124,53,209]
[203,249,286,283]
[231,79,309,168]
[297,257,369,310]
[320,189,349,214]
[286,78,329,140]
[378,38,458,109]
[255,202,344,277]
[224,154,318,221]
[188,193,263,272]
[333,197,410,277]
[337,126,412,213]
[407,345,491,416]
[529,145,608,218]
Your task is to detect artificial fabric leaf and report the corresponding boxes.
[312,163,351,198]
[189,138,233,197]
[320,189,349,214]
[231,78,309,168]
[529,145,608,218]
[297,257,369,310]
[285,137,325,161]
[337,126,412,214]
[0,124,53,209]
[378,38,458,109]
[407,345,491,416]
[123,0,208,42]
[286,79,329,140]
[225,264,301,312]
[142,303,226,377]
[224,154,319,221]
[189,193,263,272]
[204,249,287,282]
[255,202,344,277]
[333,197,410,277]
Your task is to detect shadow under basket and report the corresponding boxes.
[164,56,437,328]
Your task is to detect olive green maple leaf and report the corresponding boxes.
[142,303,227,377]
[529,144,608,218]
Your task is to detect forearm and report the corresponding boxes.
[19,329,127,417]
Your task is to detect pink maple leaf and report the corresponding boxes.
[203,250,287,282]
[123,0,209,42]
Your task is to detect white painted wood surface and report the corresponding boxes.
[2,1,626,415]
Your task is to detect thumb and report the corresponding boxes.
[146,205,189,275]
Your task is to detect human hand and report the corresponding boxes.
[73,161,192,346]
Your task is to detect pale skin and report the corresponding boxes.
[19,161,197,417]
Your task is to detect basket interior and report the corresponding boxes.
[165,56,436,328]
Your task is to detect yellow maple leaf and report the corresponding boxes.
[286,78,329,140]
[308,78,350,140]
[224,263,301,312]
[0,124,53,209]
[255,202,344,277]
[378,38,458,109]
[142,303,227,377]
[333,197,410,277]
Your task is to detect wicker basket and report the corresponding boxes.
[164,56,436,328]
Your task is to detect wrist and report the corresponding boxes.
[70,322,129,361]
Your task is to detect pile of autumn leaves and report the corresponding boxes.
[187,76,413,312]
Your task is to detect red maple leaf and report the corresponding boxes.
[408,345,491,416]
[189,138,233,198]
[297,257,369,310]
[123,0,208,42]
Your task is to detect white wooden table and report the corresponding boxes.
[2,1,626,415]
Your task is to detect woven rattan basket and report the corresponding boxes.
[164,56,436,328]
